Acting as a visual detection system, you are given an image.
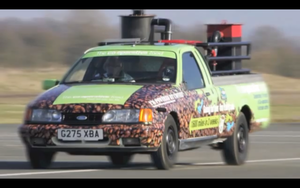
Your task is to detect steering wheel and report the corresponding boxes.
[157,60,176,82]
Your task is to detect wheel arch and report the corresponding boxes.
[240,105,252,131]
[169,111,180,135]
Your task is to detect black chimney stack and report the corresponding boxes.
[149,18,173,42]
[120,10,155,40]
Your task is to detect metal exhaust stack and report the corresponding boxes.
[150,18,173,41]
[120,10,155,40]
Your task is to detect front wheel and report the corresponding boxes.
[222,112,249,165]
[151,115,178,170]
[27,148,55,169]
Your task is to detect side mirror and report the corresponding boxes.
[42,79,59,90]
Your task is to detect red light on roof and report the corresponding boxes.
[158,40,202,45]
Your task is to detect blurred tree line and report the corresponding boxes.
[0,10,299,78]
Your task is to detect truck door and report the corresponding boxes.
[181,51,219,138]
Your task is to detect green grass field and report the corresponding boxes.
[0,67,299,124]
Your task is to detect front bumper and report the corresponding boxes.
[18,123,163,154]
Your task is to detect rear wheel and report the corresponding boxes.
[108,153,133,166]
[222,112,249,165]
[27,148,55,169]
[151,115,178,170]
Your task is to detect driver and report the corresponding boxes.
[94,56,134,82]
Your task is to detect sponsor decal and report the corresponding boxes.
[189,88,236,133]
[52,85,142,105]
[148,92,184,107]
[97,51,166,56]
[253,93,269,111]
[189,115,220,133]
[235,83,266,94]
[203,104,235,114]
[61,95,124,102]
[84,50,176,59]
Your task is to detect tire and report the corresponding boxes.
[108,153,133,166]
[222,112,249,165]
[151,115,178,170]
[27,148,55,169]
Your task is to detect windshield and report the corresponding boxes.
[62,54,177,84]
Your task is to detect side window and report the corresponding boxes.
[182,52,205,90]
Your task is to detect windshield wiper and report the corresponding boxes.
[91,77,116,82]
[132,76,175,83]
[62,81,90,84]
[97,75,137,83]
[133,76,160,81]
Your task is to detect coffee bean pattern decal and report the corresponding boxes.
[19,83,262,148]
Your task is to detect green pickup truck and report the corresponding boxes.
[18,15,270,170]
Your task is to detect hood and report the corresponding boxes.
[29,83,178,111]
[53,84,143,105]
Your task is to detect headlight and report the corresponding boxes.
[30,109,62,122]
[102,109,153,123]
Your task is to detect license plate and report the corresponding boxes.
[57,129,103,141]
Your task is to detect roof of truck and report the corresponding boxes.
[85,44,195,54]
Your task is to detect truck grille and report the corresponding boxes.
[62,113,104,125]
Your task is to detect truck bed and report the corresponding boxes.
[211,73,265,86]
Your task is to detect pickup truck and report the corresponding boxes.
[18,38,270,170]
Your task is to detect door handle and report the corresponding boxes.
[205,92,210,96]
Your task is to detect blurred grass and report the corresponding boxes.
[261,73,300,123]
[0,68,66,95]
[0,68,299,124]
[0,100,29,124]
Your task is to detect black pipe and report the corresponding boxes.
[132,10,144,15]
[209,30,223,43]
[150,18,172,42]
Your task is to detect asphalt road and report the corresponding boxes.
[0,123,299,178]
